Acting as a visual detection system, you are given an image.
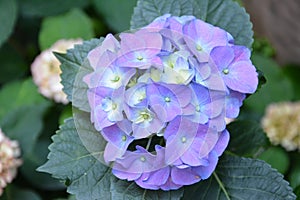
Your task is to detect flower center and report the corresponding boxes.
[196,44,203,51]
[102,98,117,112]
[167,61,175,69]
[195,105,201,112]
[134,110,153,124]
[137,55,144,61]
[121,135,127,141]
[111,75,120,82]
[141,112,151,120]
[222,68,229,75]
[181,136,187,143]
[140,156,146,162]
[136,92,146,102]
[111,103,117,110]
[164,97,171,102]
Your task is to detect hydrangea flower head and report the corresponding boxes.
[31,39,82,104]
[262,101,300,151]
[0,129,22,196]
[84,15,258,190]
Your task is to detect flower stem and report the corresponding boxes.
[146,137,152,150]
[213,172,231,200]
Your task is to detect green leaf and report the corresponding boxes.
[20,0,89,17]
[57,38,103,110]
[130,0,253,48]
[37,116,108,199]
[256,69,267,92]
[0,104,49,156]
[288,157,300,188]
[0,185,42,200]
[0,79,50,156]
[72,59,93,112]
[294,186,300,200]
[0,79,49,120]
[110,177,183,200]
[93,0,137,32]
[38,115,183,199]
[54,196,76,200]
[288,154,300,189]
[227,120,268,157]
[289,166,300,189]
[39,9,94,50]
[0,0,17,48]
[182,154,296,200]
[282,65,300,100]
[257,146,290,175]
[59,104,73,125]
[252,37,276,58]
[244,54,293,115]
[0,44,27,84]
[21,139,65,190]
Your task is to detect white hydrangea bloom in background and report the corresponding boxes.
[262,101,300,151]
[31,39,83,104]
[0,129,22,196]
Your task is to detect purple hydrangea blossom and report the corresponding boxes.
[102,120,133,162]
[147,82,192,122]
[87,86,125,130]
[210,45,258,93]
[183,19,232,62]
[124,105,165,139]
[87,34,120,70]
[115,30,163,69]
[112,130,229,190]
[83,14,258,190]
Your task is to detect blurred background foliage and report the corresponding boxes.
[0,0,299,199]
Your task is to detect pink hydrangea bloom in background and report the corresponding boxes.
[31,39,83,104]
[0,129,22,196]
[262,101,300,151]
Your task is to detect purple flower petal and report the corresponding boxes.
[102,121,134,162]
[87,34,120,69]
[144,14,171,31]
[183,19,229,62]
[196,126,220,158]
[193,151,218,179]
[195,62,227,91]
[84,51,119,88]
[210,46,235,71]
[136,167,170,186]
[88,86,125,130]
[147,83,191,122]
[225,90,246,118]
[112,169,141,181]
[209,110,226,132]
[160,176,182,191]
[112,145,165,173]
[232,45,251,62]
[171,166,201,185]
[210,46,258,93]
[125,83,148,107]
[115,31,163,69]
[165,118,199,165]
[93,66,136,89]
[125,106,165,139]
[213,130,230,156]
[164,116,181,140]
[224,61,258,93]
[180,137,210,166]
